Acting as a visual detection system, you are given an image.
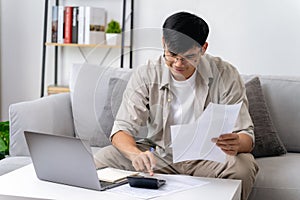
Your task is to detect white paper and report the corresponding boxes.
[171,102,242,163]
[97,167,139,183]
[108,174,208,199]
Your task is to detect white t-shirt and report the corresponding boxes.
[169,71,197,125]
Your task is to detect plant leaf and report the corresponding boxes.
[0,121,9,157]
[0,138,6,152]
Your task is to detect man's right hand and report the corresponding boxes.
[131,150,156,176]
[111,131,157,176]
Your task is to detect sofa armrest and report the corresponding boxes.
[9,93,75,156]
[0,156,32,176]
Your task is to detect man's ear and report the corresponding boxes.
[162,37,165,48]
[201,42,208,55]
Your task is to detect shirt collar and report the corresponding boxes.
[160,57,171,90]
[197,54,214,85]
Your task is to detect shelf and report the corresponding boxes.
[41,0,134,97]
[45,42,130,49]
[47,85,70,95]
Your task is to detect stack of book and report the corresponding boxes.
[51,6,107,45]
[47,85,70,95]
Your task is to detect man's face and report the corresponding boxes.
[163,45,203,81]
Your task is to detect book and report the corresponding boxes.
[97,167,139,183]
[72,7,79,43]
[64,6,73,43]
[57,6,64,44]
[52,6,107,44]
[77,6,85,44]
[47,85,70,95]
[51,6,58,43]
[84,7,106,44]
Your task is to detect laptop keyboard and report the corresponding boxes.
[100,180,114,187]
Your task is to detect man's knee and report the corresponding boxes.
[94,145,134,171]
[230,153,259,181]
[94,145,117,168]
[221,153,259,200]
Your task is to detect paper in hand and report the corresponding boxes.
[171,102,242,163]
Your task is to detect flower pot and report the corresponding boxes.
[105,33,121,46]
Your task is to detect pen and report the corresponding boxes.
[149,147,155,153]
[149,147,155,174]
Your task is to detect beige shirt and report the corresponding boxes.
[111,54,254,154]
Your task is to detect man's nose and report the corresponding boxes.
[173,57,185,66]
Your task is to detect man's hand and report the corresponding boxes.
[212,133,253,156]
[111,131,157,176]
[131,150,156,176]
[212,133,240,156]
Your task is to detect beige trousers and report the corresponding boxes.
[94,144,259,200]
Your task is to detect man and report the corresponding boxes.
[95,11,258,200]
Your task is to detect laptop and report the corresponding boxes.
[24,131,128,191]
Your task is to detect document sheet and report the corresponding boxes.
[109,174,208,199]
[171,102,242,163]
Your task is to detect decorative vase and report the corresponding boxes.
[105,33,121,46]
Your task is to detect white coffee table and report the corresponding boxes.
[0,164,241,200]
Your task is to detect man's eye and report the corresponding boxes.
[169,52,176,57]
[186,55,196,60]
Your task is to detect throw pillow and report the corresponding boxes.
[245,77,287,157]
[99,78,129,139]
[69,64,132,147]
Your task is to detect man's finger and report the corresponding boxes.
[147,151,156,176]
[133,157,144,172]
[140,154,152,172]
[219,133,238,140]
[211,137,218,143]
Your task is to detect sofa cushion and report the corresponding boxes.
[259,76,300,152]
[98,78,129,138]
[69,64,132,147]
[249,153,300,200]
[9,93,74,156]
[245,77,286,157]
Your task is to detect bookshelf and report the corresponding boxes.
[41,0,134,97]
[45,42,130,48]
[47,85,70,95]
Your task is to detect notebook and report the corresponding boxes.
[24,131,136,191]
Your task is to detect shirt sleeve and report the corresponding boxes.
[218,64,255,143]
[110,66,150,140]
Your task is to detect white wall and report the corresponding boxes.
[0,0,128,121]
[1,0,300,121]
[133,0,300,75]
[0,0,44,121]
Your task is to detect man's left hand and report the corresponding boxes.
[212,133,240,156]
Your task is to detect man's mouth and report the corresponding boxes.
[173,67,185,72]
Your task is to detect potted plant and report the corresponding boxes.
[105,20,122,45]
[0,121,9,160]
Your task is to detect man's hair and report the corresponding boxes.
[162,12,209,54]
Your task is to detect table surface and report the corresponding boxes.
[0,164,241,200]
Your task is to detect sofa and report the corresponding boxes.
[1,63,300,200]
